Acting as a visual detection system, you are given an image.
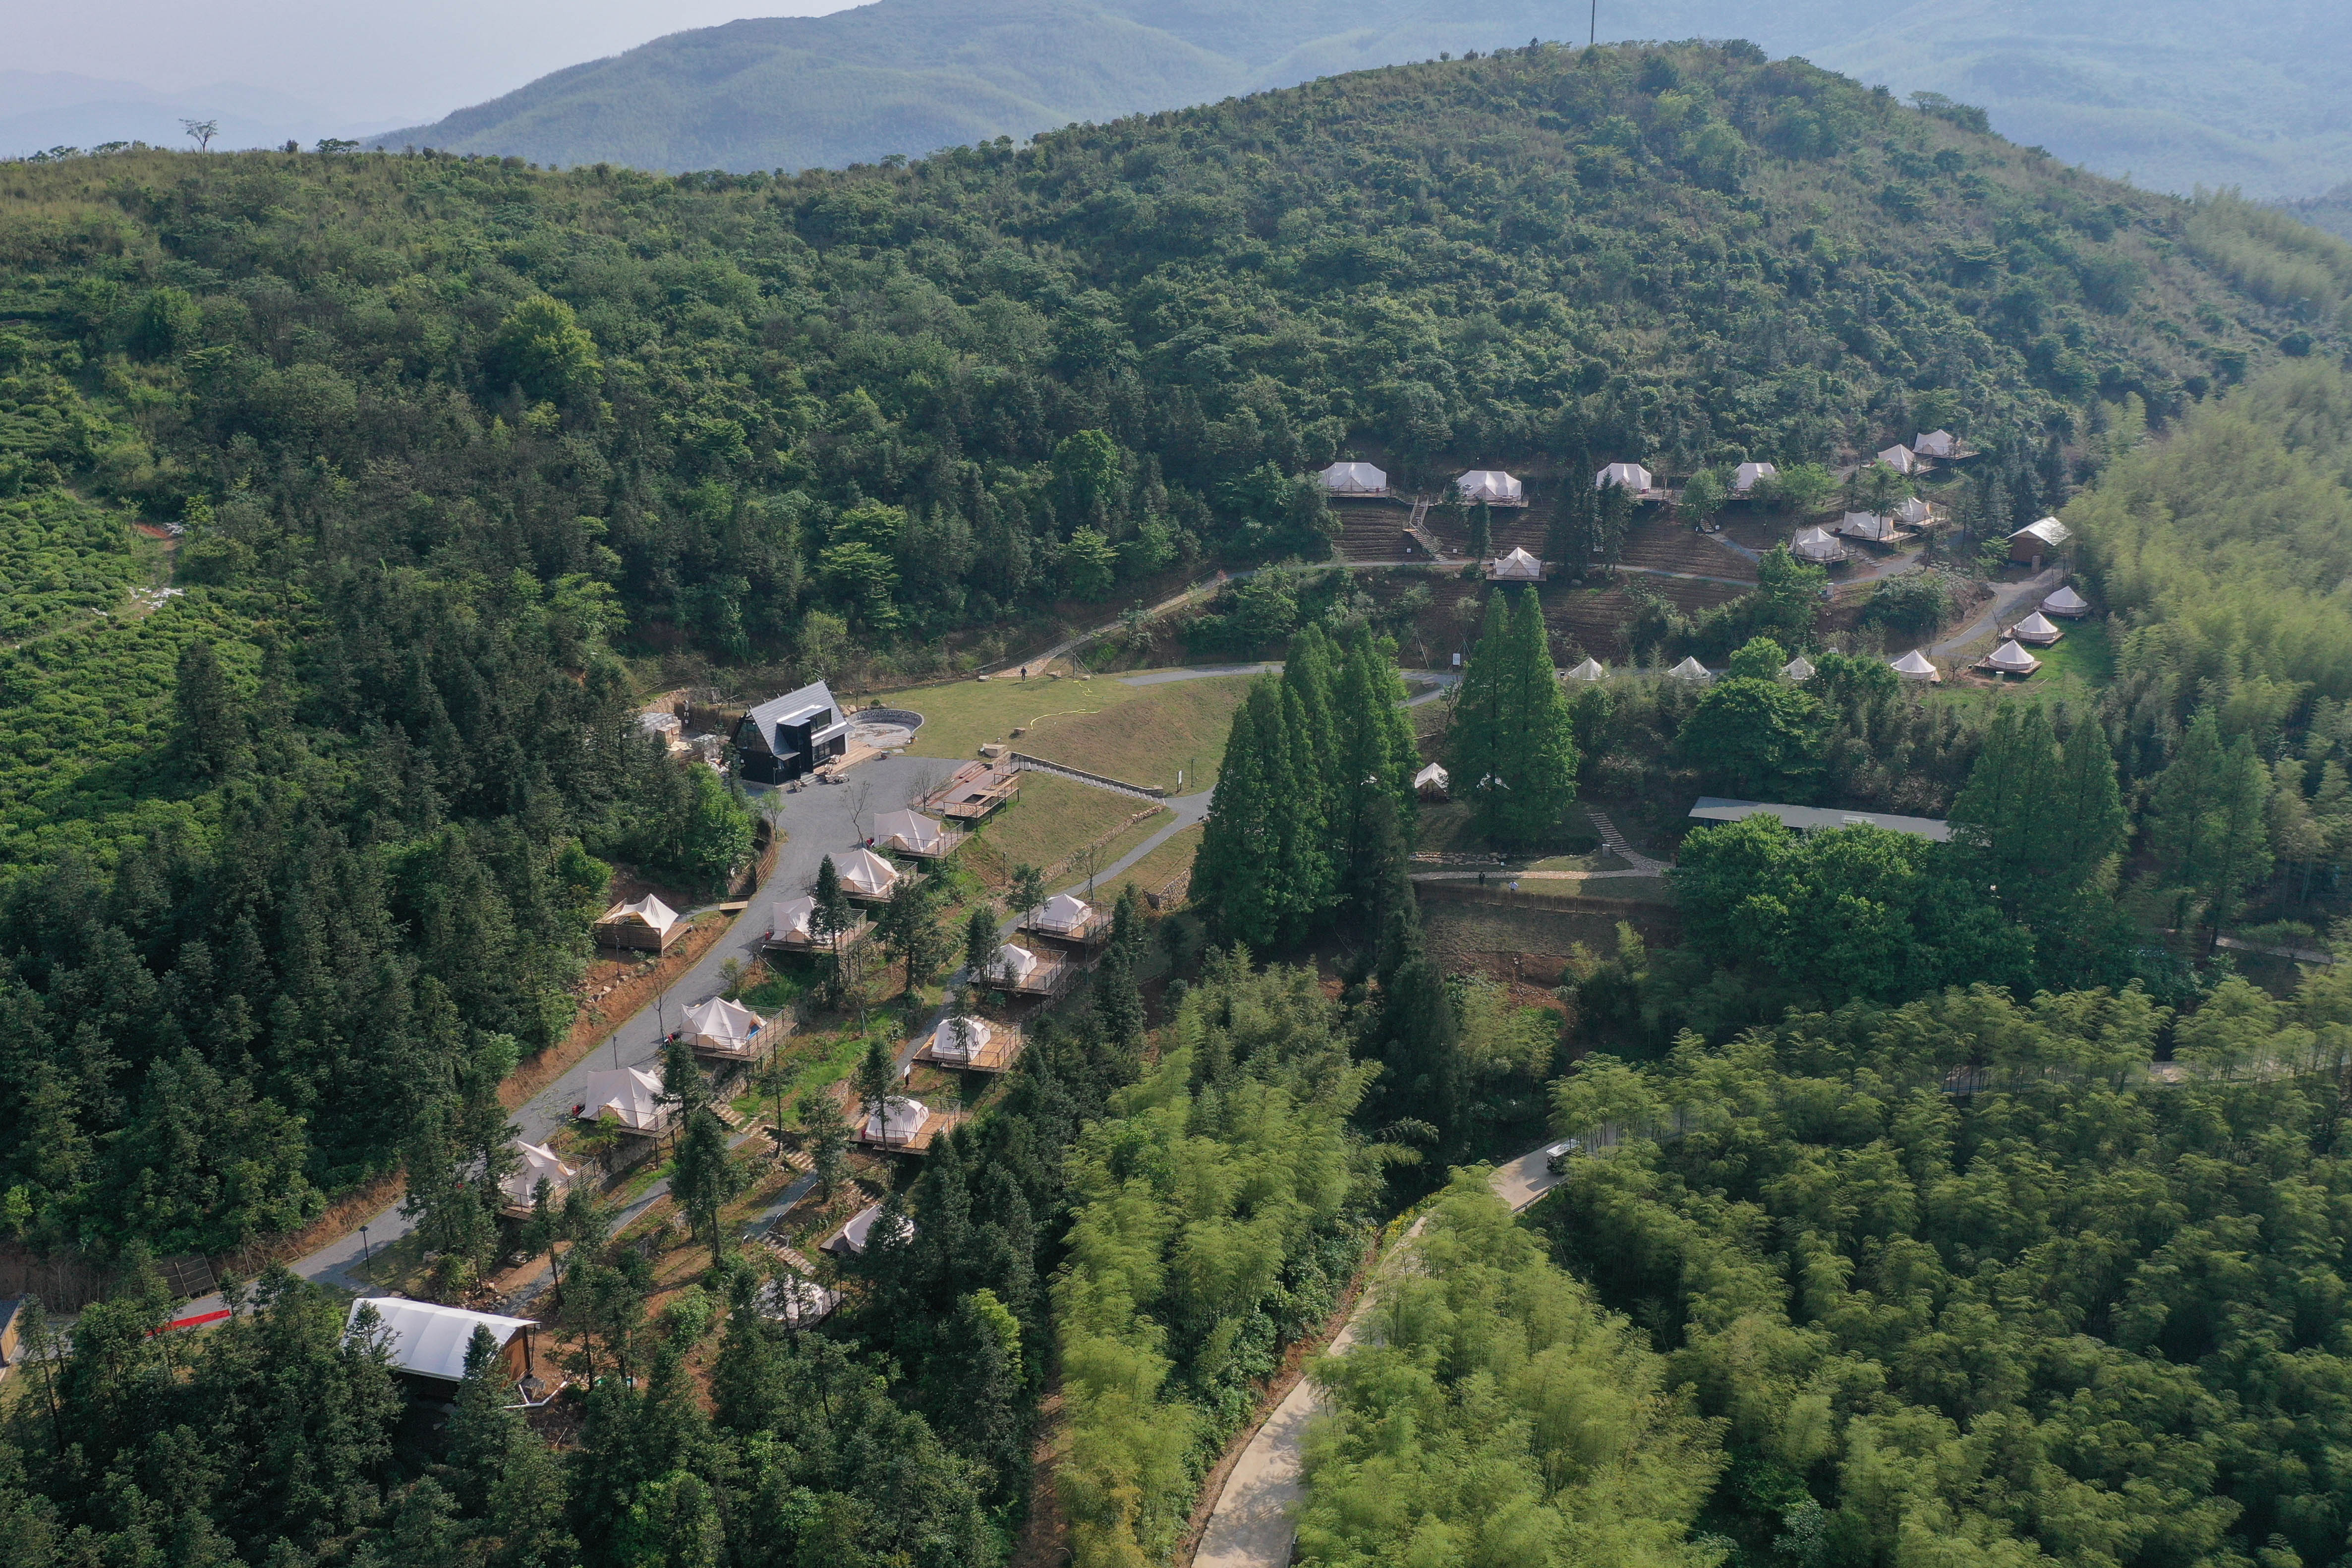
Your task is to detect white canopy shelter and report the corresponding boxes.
[2008,611,2063,646]
[837,848,900,898]
[2041,584,2091,618]
[1983,639,2041,675]
[928,1014,995,1066]
[1732,461,1777,494]
[575,1066,670,1133]
[1893,495,1933,526]
[1413,761,1450,800]
[756,1273,840,1328]
[1456,469,1524,503]
[1319,461,1388,494]
[771,895,817,944]
[1890,649,1941,684]
[1564,657,1607,682]
[987,943,1039,985]
[347,1298,534,1385]
[865,1095,929,1145]
[1876,445,1919,474]
[1029,892,1093,935]
[684,996,766,1053]
[500,1141,577,1210]
[1595,462,1653,491]
[824,1201,916,1257]
[1782,654,1817,681]
[874,809,950,856]
[1839,511,1899,542]
[1914,429,1958,459]
[1668,656,1712,681]
[1487,546,1544,580]
[1789,526,1845,563]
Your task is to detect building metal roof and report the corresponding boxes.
[1689,797,1951,842]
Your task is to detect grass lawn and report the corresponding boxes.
[869,669,1256,793]
[1928,621,2113,715]
[1101,823,1202,905]
[972,771,1170,878]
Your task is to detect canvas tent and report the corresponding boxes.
[874,809,953,857]
[683,996,772,1059]
[770,895,817,945]
[756,1273,840,1328]
[985,943,1039,986]
[1456,469,1524,504]
[1982,639,2041,676]
[1893,495,1934,526]
[2008,518,2071,563]
[836,848,900,900]
[1414,761,1450,801]
[1789,526,1846,563]
[927,1014,995,1067]
[1890,649,1941,684]
[1318,461,1387,495]
[2041,584,2091,618]
[574,1066,670,1134]
[1732,461,1777,494]
[348,1298,535,1387]
[1913,429,1959,459]
[1565,657,1606,682]
[595,894,681,953]
[824,1202,915,1257]
[1486,545,1544,581]
[2008,611,2064,646]
[1595,462,1652,491]
[1782,654,1817,681]
[864,1095,929,1146]
[500,1141,577,1212]
[1876,444,1919,475]
[1839,511,1900,542]
[1028,893,1096,938]
[1669,656,1712,681]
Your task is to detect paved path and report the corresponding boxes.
[1932,567,2061,656]
[1119,663,1279,686]
[1585,809,1670,876]
[1193,1144,1565,1568]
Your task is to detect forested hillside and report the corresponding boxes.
[0,39,2330,1260]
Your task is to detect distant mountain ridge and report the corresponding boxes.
[379,0,2352,199]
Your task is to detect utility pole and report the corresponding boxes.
[1590,0,1598,47]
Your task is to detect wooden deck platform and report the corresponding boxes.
[763,919,874,955]
[882,830,968,861]
[976,951,1082,999]
[1026,909,1110,947]
[688,1017,793,1063]
[925,761,1023,822]
[847,1098,958,1154]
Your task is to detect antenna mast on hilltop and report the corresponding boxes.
[1591,1,1598,47]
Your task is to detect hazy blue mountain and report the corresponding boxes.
[378,0,2352,198]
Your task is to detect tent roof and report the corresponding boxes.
[1985,639,2041,672]
[1782,655,1817,680]
[837,848,899,894]
[1877,445,1917,470]
[1840,511,1896,539]
[602,895,677,932]
[1565,657,1607,681]
[1489,546,1543,577]
[772,895,816,939]
[2043,585,2090,612]
[1596,462,1652,488]
[756,1273,840,1328]
[2011,518,2071,546]
[2012,611,2061,638]
[930,1015,995,1062]
[1033,892,1090,926]
[578,1066,667,1131]
[1890,649,1938,676]
[501,1141,577,1205]
[1414,761,1449,787]
[1669,656,1711,679]
[827,1201,916,1255]
[989,943,1038,981]
[1893,496,1933,523]
[1457,468,1523,497]
[1319,461,1386,485]
[875,809,944,848]
[866,1095,929,1141]
[348,1298,533,1383]
[684,996,763,1044]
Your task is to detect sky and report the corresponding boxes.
[0,0,856,128]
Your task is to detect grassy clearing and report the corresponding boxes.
[1102,823,1202,905]
[871,669,1256,792]
[1023,674,1255,791]
[972,771,1169,877]
[1929,622,2113,715]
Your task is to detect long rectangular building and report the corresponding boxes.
[1688,797,1950,842]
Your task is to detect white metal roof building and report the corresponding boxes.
[1689,797,1951,842]
[346,1298,536,1386]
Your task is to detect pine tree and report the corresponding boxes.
[1009,863,1047,921]
[1948,703,2063,908]
[2201,734,2275,938]
[1333,623,1420,905]
[1093,952,1145,1050]
[1274,681,1335,940]
[1445,594,1511,837]
[670,1104,745,1269]
[812,855,854,1001]
[1109,884,1145,968]
[799,1091,851,1197]
[1492,588,1579,845]
[855,1034,898,1135]
[1469,501,1492,561]
[2149,711,2228,931]
[1191,683,1277,949]
[173,638,246,783]
[963,905,998,983]
[1282,625,1340,831]
[2046,712,2129,890]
